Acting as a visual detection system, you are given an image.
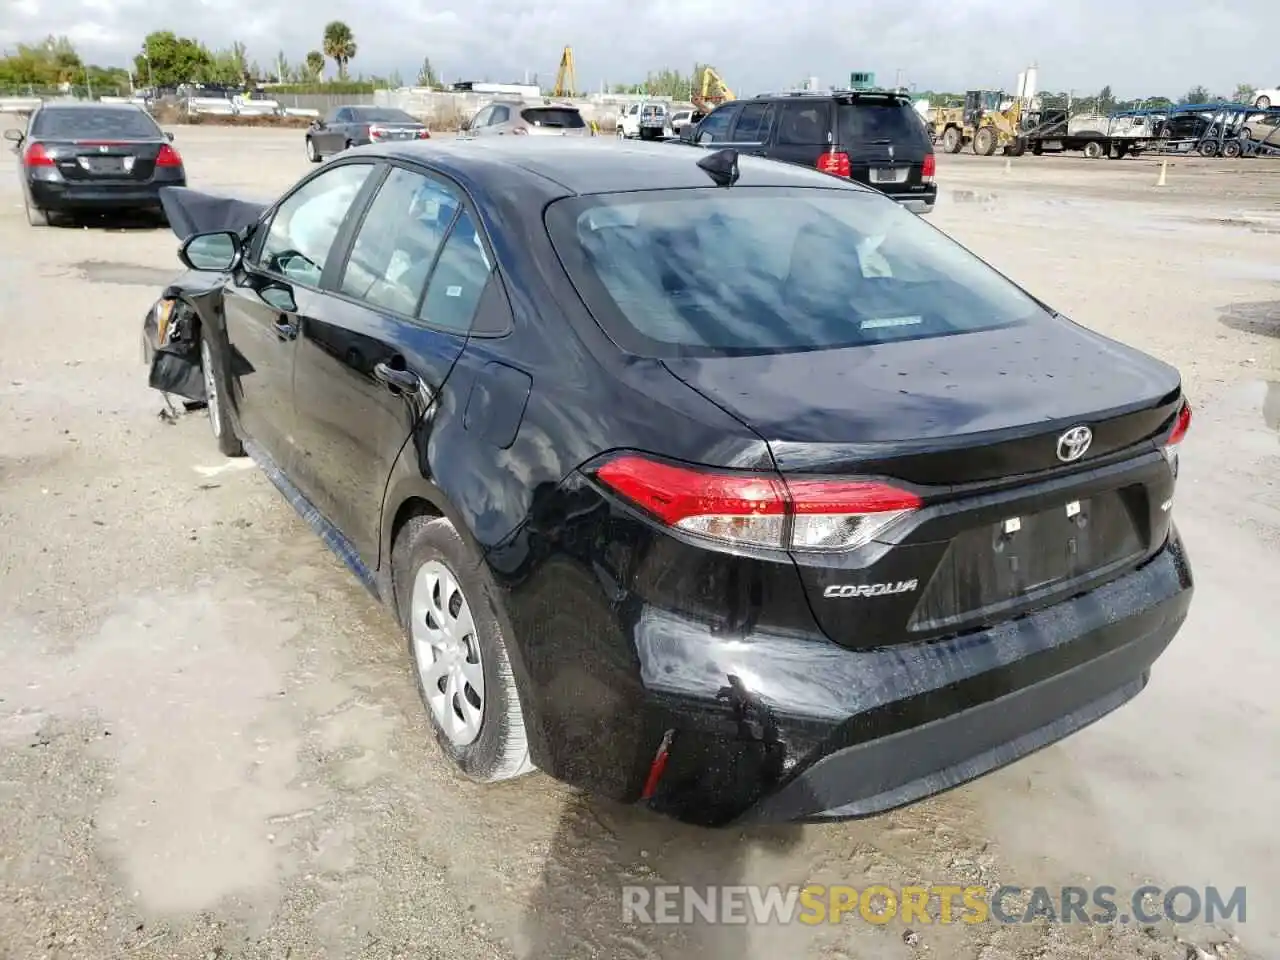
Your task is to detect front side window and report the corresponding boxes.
[731,102,774,142]
[695,105,741,144]
[340,167,462,315]
[547,188,1046,357]
[258,163,373,286]
[491,105,511,124]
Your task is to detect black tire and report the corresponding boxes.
[1083,140,1104,159]
[344,139,354,151]
[1007,138,1026,157]
[973,127,997,156]
[305,136,321,163]
[941,127,962,153]
[25,198,48,227]
[1031,141,1044,155]
[1198,140,1218,157]
[1222,140,1242,158]
[393,516,534,783]
[199,332,245,457]
[1256,96,1271,110]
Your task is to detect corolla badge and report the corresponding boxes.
[1056,425,1093,463]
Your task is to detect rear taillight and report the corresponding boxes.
[593,455,921,552]
[816,151,851,178]
[1159,401,1192,475]
[24,142,54,167]
[369,125,385,139]
[922,152,936,181]
[156,143,182,167]
[416,129,431,139]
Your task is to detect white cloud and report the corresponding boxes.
[8,0,1279,98]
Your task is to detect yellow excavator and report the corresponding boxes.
[690,67,735,122]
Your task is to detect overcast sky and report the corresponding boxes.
[2,0,1277,97]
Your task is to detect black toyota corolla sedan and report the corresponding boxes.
[5,101,186,226]
[143,138,1193,826]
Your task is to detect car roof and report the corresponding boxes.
[376,137,874,197]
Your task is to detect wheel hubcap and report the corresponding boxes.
[200,339,222,438]
[411,560,484,746]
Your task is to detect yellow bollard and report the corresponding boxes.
[1156,157,1167,186]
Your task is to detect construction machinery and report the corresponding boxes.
[934,67,1039,156]
[552,46,577,99]
[689,67,735,123]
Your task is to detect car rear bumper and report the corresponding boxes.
[629,530,1191,826]
[27,175,185,211]
[898,196,935,215]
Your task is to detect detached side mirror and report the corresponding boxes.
[165,131,175,142]
[4,128,24,143]
[180,230,241,272]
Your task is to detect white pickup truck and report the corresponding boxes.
[617,102,672,140]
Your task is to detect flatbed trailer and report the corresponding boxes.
[1019,102,1280,159]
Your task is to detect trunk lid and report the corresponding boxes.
[41,139,163,182]
[662,321,1184,649]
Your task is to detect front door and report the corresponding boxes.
[223,160,377,468]
[291,163,491,564]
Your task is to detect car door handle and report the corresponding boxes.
[273,317,297,341]
[373,362,424,393]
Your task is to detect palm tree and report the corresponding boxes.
[305,50,324,82]
[322,21,356,81]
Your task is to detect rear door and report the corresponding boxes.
[767,99,833,168]
[28,107,169,186]
[290,163,485,563]
[221,160,378,470]
[838,97,932,199]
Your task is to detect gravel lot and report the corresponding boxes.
[1,124,1277,960]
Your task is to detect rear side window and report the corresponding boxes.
[31,108,161,140]
[775,101,832,145]
[546,189,1044,357]
[490,105,512,124]
[521,108,585,129]
[839,100,930,148]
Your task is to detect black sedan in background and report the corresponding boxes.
[5,102,186,226]
[145,139,1193,826]
[304,106,430,162]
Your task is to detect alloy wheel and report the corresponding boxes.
[200,338,222,438]
[411,560,485,746]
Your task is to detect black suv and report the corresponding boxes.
[681,90,936,214]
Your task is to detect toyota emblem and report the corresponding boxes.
[1056,426,1093,463]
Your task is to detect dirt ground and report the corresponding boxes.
[1,124,1277,960]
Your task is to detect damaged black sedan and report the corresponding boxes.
[143,139,1193,826]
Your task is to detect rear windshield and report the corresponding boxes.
[31,107,161,140]
[354,108,418,123]
[521,107,585,128]
[838,100,930,148]
[546,188,1045,358]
